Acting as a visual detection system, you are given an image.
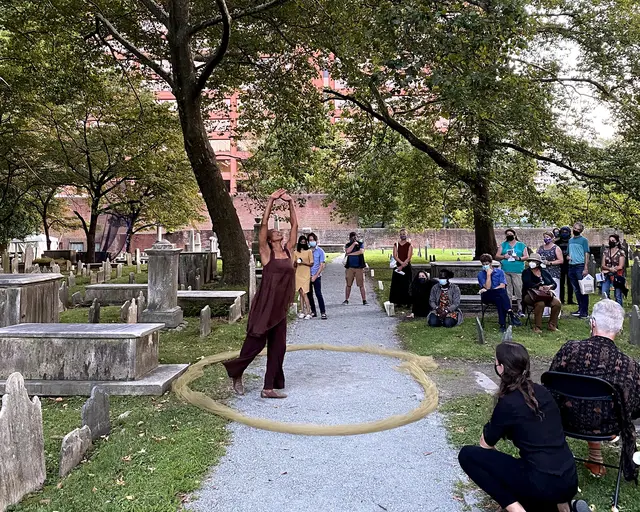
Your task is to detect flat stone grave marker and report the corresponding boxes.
[72,291,83,306]
[200,305,211,337]
[59,425,92,478]
[630,305,640,346]
[81,387,110,442]
[127,299,138,324]
[129,272,136,284]
[88,299,100,323]
[475,317,485,345]
[68,273,76,288]
[0,372,45,511]
[119,300,131,323]
[137,291,146,322]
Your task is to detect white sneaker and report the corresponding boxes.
[304,314,312,320]
[297,313,305,319]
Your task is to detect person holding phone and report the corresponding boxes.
[344,232,368,305]
[293,235,314,319]
[495,228,529,316]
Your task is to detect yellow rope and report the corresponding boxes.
[173,344,439,436]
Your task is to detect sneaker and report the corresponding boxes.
[571,500,591,512]
[321,313,327,320]
[311,312,317,318]
[342,300,349,305]
[571,311,582,317]
[304,314,312,320]
[297,313,305,319]
[518,311,526,318]
[362,300,369,306]
[578,313,590,319]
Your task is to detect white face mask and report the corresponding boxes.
[529,262,537,269]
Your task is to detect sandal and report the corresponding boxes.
[260,389,287,399]
[232,377,245,395]
[584,461,606,477]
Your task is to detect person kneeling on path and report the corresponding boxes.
[458,342,589,512]
[522,253,561,334]
[427,270,463,327]
[223,189,296,399]
[477,253,522,332]
[549,299,640,481]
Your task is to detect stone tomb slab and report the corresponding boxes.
[84,284,147,305]
[0,323,165,383]
[0,273,63,327]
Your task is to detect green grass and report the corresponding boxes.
[441,394,640,511]
[10,314,247,512]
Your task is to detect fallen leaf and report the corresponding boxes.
[423,451,433,456]
[55,397,63,402]
[56,482,63,489]
[125,496,134,501]
[121,455,132,462]
[116,477,125,486]
[92,487,98,493]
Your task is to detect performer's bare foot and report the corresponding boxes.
[261,389,287,399]
[232,377,245,395]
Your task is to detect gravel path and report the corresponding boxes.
[187,259,466,512]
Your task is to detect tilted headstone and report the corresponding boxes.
[90,270,97,284]
[81,387,110,442]
[1,250,9,273]
[59,282,68,311]
[126,299,137,324]
[229,296,242,323]
[59,425,92,478]
[632,257,640,306]
[119,300,131,323]
[24,246,34,271]
[136,292,146,322]
[97,269,105,284]
[88,298,100,323]
[68,273,76,288]
[383,301,395,316]
[116,263,123,278]
[72,291,83,306]
[126,253,132,266]
[129,272,136,284]
[501,325,513,343]
[630,305,640,346]
[475,317,485,345]
[11,252,19,274]
[200,305,212,337]
[0,372,46,510]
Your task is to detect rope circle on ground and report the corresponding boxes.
[172,344,439,436]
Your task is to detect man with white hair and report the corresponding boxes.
[549,299,640,482]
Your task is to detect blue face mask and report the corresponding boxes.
[309,241,317,248]
[482,264,490,271]
[439,279,448,286]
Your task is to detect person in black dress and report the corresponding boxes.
[407,271,434,318]
[458,342,589,512]
[389,229,413,307]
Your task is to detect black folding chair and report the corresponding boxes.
[541,371,625,510]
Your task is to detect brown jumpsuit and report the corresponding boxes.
[223,248,295,389]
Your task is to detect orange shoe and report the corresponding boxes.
[584,461,606,477]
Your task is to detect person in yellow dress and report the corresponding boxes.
[293,235,314,319]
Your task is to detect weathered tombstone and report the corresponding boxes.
[88,298,100,323]
[77,261,84,276]
[119,300,131,323]
[1,250,9,274]
[200,305,211,337]
[97,269,105,284]
[72,291,83,306]
[31,263,40,274]
[228,296,242,323]
[90,270,97,284]
[66,260,72,272]
[501,325,513,343]
[289,302,298,315]
[187,229,195,252]
[194,270,202,291]
[126,299,138,324]
[24,245,34,271]
[136,259,142,274]
[187,285,192,291]
[11,254,18,274]
[59,282,68,311]
[129,272,136,284]
[135,248,141,265]
[81,387,110,442]
[116,263,123,278]
[68,273,76,288]
[0,372,46,511]
[383,301,395,316]
[194,233,202,252]
[370,269,375,277]
[475,317,485,345]
[378,280,384,290]
[104,260,111,281]
[136,291,146,322]
[249,255,257,308]
[588,253,597,278]
[59,425,92,478]
[126,252,132,266]
[632,257,640,306]
[630,305,640,346]
[180,284,185,290]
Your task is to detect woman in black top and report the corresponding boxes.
[458,342,588,512]
[407,271,435,318]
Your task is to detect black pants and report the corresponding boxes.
[307,276,326,315]
[481,289,512,328]
[428,314,457,328]
[559,262,574,304]
[458,446,577,511]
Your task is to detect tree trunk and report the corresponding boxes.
[86,208,99,263]
[43,222,52,251]
[471,130,498,260]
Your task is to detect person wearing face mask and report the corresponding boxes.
[293,235,314,320]
[478,253,522,332]
[522,254,562,333]
[458,342,586,512]
[555,226,575,305]
[389,229,413,308]
[537,231,563,291]
[427,270,463,327]
[601,234,626,307]
[306,232,327,320]
[566,222,591,318]
[550,300,640,481]
[344,232,368,305]
[407,271,436,318]
[495,228,529,316]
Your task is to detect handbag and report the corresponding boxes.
[389,255,397,268]
[527,288,554,304]
[578,275,595,295]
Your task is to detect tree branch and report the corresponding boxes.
[193,0,231,97]
[534,77,613,97]
[95,14,175,89]
[138,0,169,26]
[73,210,90,236]
[188,0,287,37]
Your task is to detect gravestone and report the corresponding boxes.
[194,233,202,252]
[475,317,485,345]
[77,261,84,276]
[90,271,97,284]
[289,302,298,315]
[51,263,60,274]
[81,387,110,442]
[104,260,111,281]
[88,298,100,323]
[59,282,68,311]
[136,259,141,274]
[378,280,384,290]
[97,269,105,284]
[127,299,138,324]
[116,263,123,278]
[135,248,141,265]
[249,255,257,308]
[59,425,92,478]
[136,291,146,322]
[66,260,72,272]
[11,254,18,274]
[630,305,640,346]
[501,325,513,343]
[126,253,132,266]
[120,300,131,323]
[24,246,34,271]
[180,284,185,291]
[68,273,76,288]
[383,301,395,316]
[632,257,640,306]
[194,270,202,291]
[200,305,211,337]
[188,229,195,252]
[129,272,135,284]
[31,264,40,274]
[588,254,597,278]
[228,296,242,323]
[72,291,83,306]
[1,250,8,273]
[0,372,46,511]
[370,269,375,277]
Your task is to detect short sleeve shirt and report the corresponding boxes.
[345,242,365,269]
[568,236,590,265]
[500,241,527,273]
[310,247,326,276]
[478,267,508,289]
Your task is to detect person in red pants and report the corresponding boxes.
[223,189,297,399]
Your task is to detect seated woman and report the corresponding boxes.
[407,271,435,318]
[427,270,463,327]
[522,253,562,333]
[477,253,521,332]
[550,299,640,481]
[458,342,588,512]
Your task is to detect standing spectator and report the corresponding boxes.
[293,235,314,320]
[555,226,575,305]
[522,254,562,333]
[389,229,413,307]
[537,231,564,292]
[601,234,626,307]
[567,222,590,318]
[478,253,522,332]
[407,271,435,318]
[344,232,368,305]
[427,270,463,327]
[495,228,528,315]
[307,232,327,319]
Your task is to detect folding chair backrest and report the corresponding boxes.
[541,371,622,440]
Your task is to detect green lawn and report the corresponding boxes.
[442,394,640,511]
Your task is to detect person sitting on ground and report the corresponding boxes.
[458,342,587,512]
[495,228,529,316]
[477,253,522,332]
[427,270,463,327]
[407,271,435,318]
[522,253,562,334]
[293,235,314,320]
[601,233,626,307]
[549,299,640,481]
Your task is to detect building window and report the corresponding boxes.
[224,180,231,192]
[69,242,84,252]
